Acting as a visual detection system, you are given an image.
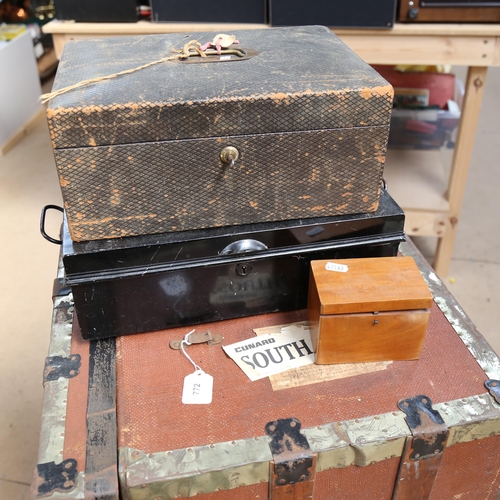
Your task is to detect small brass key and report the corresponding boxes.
[220,146,239,167]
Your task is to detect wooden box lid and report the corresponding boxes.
[310,257,433,315]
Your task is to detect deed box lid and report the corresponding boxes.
[47,25,392,149]
[310,256,433,315]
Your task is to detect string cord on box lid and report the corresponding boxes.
[40,40,204,104]
[40,34,239,104]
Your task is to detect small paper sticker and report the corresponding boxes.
[325,262,348,273]
[219,55,232,61]
[182,371,213,404]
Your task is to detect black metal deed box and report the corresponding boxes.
[60,190,405,339]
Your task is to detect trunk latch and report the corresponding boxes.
[265,417,315,493]
[393,395,449,499]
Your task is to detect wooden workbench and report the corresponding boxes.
[42,20,500,276]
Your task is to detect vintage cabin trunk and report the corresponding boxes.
[31,240,500,499]
[47,26,393,242]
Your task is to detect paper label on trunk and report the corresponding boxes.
[222,325,315,381]
[254,321,392,391]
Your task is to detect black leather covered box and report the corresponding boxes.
[47,26,393,242]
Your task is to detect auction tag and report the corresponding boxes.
[182,370,213,404]
[325,262,348,273]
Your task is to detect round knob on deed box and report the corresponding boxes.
[220,147,239,167]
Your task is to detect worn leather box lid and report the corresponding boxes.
[47,25,392,149]
[310,256,433,315]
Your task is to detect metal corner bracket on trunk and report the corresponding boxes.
[266,417,316,499]
[392,395,450,500]
[43,354,81,386]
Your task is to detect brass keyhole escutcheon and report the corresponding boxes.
[220,146,239,167]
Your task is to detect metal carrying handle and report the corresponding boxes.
[180,47,258,65]
[40,205,64,245]
[220,239,268,256]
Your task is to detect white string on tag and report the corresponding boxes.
[180,329,202,372]
[179,329,214,404]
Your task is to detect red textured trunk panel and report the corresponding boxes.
[431,434,500,500]
[116,301,487,454]
[194,457,401,500]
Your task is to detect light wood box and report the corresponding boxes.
[308,257,433,364]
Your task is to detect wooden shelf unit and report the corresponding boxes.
[42,20,500,276]
[37,48,58,79]
[384,149,449,238]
